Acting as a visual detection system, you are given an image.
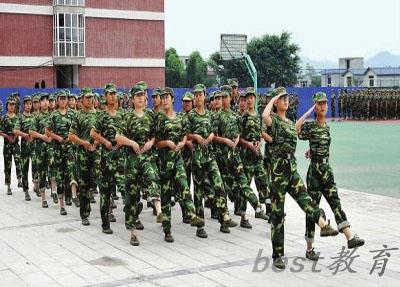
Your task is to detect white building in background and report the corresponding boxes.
[320,57,400,88]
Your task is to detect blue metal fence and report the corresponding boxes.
[0,87,344,118]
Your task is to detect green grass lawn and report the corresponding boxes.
[294,121,400,198]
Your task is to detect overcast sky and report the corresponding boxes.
[165,0,400,62]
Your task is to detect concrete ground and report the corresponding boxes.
[0,176,399,286]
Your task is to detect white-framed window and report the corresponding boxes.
[369,75,374,87]
[327,75,332,86]
[53,0,85,6]
[54,13,85,57]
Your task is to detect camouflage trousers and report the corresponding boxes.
[115,148,126,198]
[270,156,323,259]
[159,150,196,233]
[99,149,119,229]
[181,147,192,190]
[124,151,160,230]
[36,141,53,190]
[217,147,260,212]
[191,146,228,221]
[240,148,270,206]
[305,161,349,243]
[52,143,71,195]
[3,139,22,185]
[67,145,77,187]
[76,148,98,220]
[31,142,38,184]
[20,139,33,191]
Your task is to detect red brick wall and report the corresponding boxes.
[0,14,53,56]
[86,0,164,12]
[85,18,164,59]
[79,67,164,88]
[0,67,54,88]
[0,0,51,5]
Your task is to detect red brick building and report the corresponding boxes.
[0,0,165,88]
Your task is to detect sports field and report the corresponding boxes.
[294,120,400,198]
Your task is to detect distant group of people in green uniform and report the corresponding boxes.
[331,88,400,121]
[0,79,365,269]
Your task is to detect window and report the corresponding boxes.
[53,0,85,6]
[327,76,332,86]
[346,59,350,70]
[347,76,352,87]
[54,13,85,57]
[369,75,374,87]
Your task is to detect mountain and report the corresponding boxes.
[301,51,400,70]
[300,56,336,70]
[365,51,400,67]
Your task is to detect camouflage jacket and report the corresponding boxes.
[298,120,331,158]
[270,114,297,156]
[118,109,155,147]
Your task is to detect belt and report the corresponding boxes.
[311,156,329,164]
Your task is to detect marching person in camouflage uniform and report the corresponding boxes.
[90,83,123,234]
[238,87,272,219]
[66,93,79,207]
[115,84,162,246]
[296,91,365,261]
[155,87,205,242]
[30,94,41,195]
[213,85,269,229]
[187,83,237,238]
[228,78,239,111]
[13,96,35,201]
[69,88,99,226]
[330,90,336,121]
[29,93,54,208]
[262,87,339,270]
[0,96,22,195]
[46,90,75,215]
[238,92,247,115]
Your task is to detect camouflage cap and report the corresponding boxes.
[130,85,145,96]
[99,96,107,105]
[152,87,163,97]
[117,92,124,100]
[238,92,246,99]
[270,87,288,98]
[213,90,222,99]
[182,92,194,101]
[6,96,16,104]
[40,93,50,100]
[245,87,257,97]
[56,90,68,99]
[193,84,206,93]
[161,87,174,97]
[23,95,32,102]
[220,85,232,97]
[80,88,94,97]
[104,82,117,94]
[313,92,328,103]
[49,93,56,101]
[93,92,101,99]
[68,93,77,100]
[32,93,41,102]
[136,81,148,90]
[228,78,239,87]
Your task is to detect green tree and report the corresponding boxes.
[165,48,185,87]
[209,32,301,87]
[186,51,207,87]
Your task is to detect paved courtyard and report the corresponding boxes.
[0,165,399,287]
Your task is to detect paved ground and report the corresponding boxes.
[0,177,399,287]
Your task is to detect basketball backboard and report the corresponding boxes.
[220,34,247,60]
